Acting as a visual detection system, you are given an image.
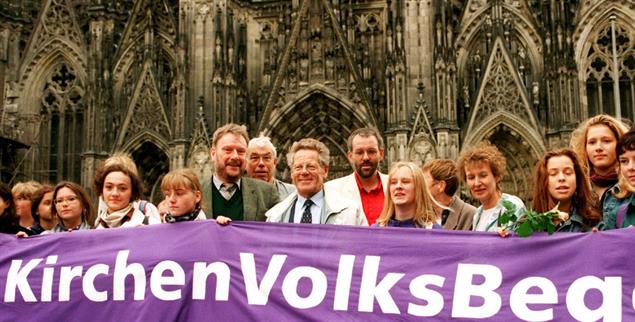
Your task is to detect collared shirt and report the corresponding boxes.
[293,190,324,224]
[213,175,241,199]
[354,172,384,225]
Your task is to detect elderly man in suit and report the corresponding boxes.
[202,123,280,223]
[246,136,296,199]
[422,159,475,230]
[266,138,367,225]
[324,128,388,225]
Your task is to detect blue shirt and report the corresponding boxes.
[293,190,324,224]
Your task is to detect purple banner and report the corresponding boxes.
[1,221,634,321]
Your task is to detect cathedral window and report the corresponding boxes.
[584,20,635,120]
[38,64,84,183]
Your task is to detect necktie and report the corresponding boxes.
[300,199,314,224]
[220,183,236,200]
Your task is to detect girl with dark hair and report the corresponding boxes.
[532,149,601,232]
[0,183,32,235]
[602,127,635,229]
[93,163,160,228]
[48,181,95,232]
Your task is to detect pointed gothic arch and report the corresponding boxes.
[462,114,545,201]
[261,84,376,134]
[20,46,87,115]
[260,89,373,181]
[466,38,541,140]
[129,141,170,204]
[456,3,543,81]
[574,4,635,120]
[34,62,86,183]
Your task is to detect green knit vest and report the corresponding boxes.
[211,183,244,221]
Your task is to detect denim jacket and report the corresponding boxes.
[602,185,635,230]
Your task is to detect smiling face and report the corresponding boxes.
[546,155,577,204]
[211,133,247,183]
[465,161,500,208]
[586,125,618,174]
[620,149,635,187]
[348,135,384,179]
[163,185,201,217]
[102,171,133,212]
[389,166,416,207]
[291,149,328,198]
[246,145,277,183]
[54,187,82,228]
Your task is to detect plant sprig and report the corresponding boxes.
[497,200,569,237]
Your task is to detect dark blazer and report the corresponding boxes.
[443,196,476,231]
[202,176,280,221]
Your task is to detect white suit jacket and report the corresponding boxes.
[324,172,388,224]
[265,186,367,226]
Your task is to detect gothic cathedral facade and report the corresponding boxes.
[1,0,634,202]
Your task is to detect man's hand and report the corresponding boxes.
[216,216,232,225]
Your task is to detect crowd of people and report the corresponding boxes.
[1,115,634,237]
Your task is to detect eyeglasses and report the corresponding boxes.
[54,196,79,205]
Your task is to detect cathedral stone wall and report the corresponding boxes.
[1,0,634,203]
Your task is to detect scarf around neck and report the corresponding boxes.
[164,207,201,223]
[99,203,133,228]
[590,170,618,188]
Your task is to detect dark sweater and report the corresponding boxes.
[211,183,244,221]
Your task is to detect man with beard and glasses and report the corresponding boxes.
[325,128,388,225]
[202,123,280,223]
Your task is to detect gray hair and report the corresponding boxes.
[247,136,277,158]
[286,138,330,168]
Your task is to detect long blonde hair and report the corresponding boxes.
[376,162,437,228]
[570,114,629,175]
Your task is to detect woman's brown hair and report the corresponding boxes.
[532,149,601,228]
[51,181,96,228]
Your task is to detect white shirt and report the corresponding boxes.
[212,175,241,199]
[293,190,324,224]
[474,207,498,231]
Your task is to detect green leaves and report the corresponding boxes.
[497,202,565,237]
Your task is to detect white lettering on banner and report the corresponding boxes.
[358,255,405,314]
[510,277,558,321]
[281,266,327,309]
[408,274,445,317]
[41,255,58,302]
[451,263,502,318]
[59,265,83,301]
[333,254,355,311]
[113,250,146,301]
[83,264,109,302]
[192,262,230,301]
[240,253,287,305]
[566,276,622,322]
[4,258,43,302]
[150,261,185,301]
[1,250,631,321]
